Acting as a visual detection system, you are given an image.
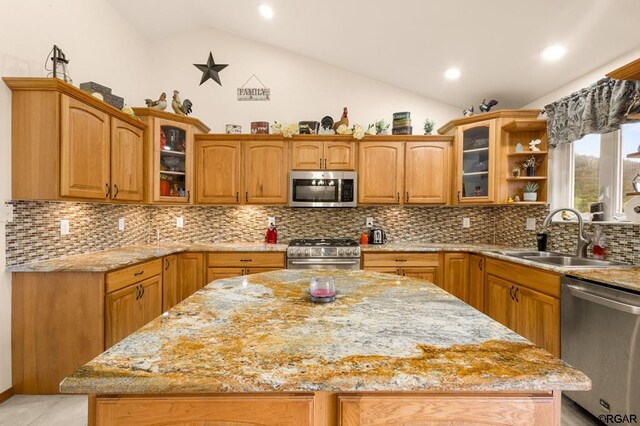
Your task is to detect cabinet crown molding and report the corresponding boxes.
[437,109,542,135]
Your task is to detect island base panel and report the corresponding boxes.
[89,391,561,425]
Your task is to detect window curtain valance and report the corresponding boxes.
[544,78,640,148]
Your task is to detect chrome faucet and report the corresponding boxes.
[542,208,591,257]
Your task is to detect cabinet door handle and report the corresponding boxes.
[165,258,170,271]
[187,190,191,202]
[396,259,407,263]
[457,191,461,202]
[134,270,144,276]
[240,259,252,262]
[113,184,119,198]
[105,183,111,198]
[509,285,515,301]
[478,259,483,271]
[135,285,141,300]
[141,286,145,299]
[236,192,239,202]
[396,192,400,202]
[514,287,520,302]
[324,159,327,169]
[245,192,249,202]
[320,158,323,168]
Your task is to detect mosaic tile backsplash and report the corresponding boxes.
[5,201,640,266]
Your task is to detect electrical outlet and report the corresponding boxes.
[366,217,374,227]
[462,218,471,228]
[526,218,536,231]
[60,219,70,236]
[118,218,125,231]
[176,217,184,228]
[268,216,276,227]
[0,203,13,223]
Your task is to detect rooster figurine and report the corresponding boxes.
[172,90,193,116]
[462,106,474,117]
[479,99,498,113]
[332,107,349,131]
[144,92,167,111]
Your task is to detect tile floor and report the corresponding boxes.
[0,394,602,425]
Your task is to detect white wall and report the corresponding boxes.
[145,27,462,134]
[0,0,150,394]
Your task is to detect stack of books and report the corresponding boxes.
[392,111,412,135]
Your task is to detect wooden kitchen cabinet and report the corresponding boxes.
[4,78,147,202]
[105,275,162,348]
[110,118,144,201]
[291,139,356,170]
[468,254,485,312]
[207,252,285,281]
[162,255,179,311]
[195,139,242,204]
[442,253,470,302]
[404,141,450,204]
[362,253,440,286]
[358,141,404,204]
[133,108,210,204]
[485,258,560,356]
[244,140,288,204]
[178,253,206,301]
[60,95,111,199]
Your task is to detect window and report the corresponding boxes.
[573,134,601,213]
[558,122,640,219]
[621,122,640,208]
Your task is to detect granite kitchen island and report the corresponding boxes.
[61,269,589,425]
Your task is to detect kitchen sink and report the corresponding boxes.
[522,256,629,268]
[497,251,565,258]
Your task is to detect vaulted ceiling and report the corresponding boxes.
[108,0,640,108]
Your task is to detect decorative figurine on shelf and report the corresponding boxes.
[121,104,139,120]
[512,167,521,177]
[529,139,542,151]
[332,107,349,132]
[145,92,167,111]
[515,143,523,152]
[508,197,514,203]
[320,116,334,134]
[479,99,498,113]
[171,90,193,116]
[463,106,474,117]
[46,45,72,83]
[374,118,390,135]
[514,195,521,202]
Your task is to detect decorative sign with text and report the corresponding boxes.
[237,74,270,101]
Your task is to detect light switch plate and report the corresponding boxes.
[366,217,374,227]
[0,203,13,223]
[268,216,276,227]
[118,218,125,231]
[526,218,536,231]
[462,218,471,228]
[176,217,184,228]
[60,219,70,236]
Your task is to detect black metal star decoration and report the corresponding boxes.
[193,52,228,86]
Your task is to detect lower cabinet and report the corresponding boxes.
[162,254,179,311]
[362,253,441,287]
[442,253,469,301]
[105,275,162,348]
[207,252,285,283]
[485,258,560,357]
[178,252,206,302]
[468,254,485,312]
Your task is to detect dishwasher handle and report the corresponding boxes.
[289,260,359,265]
[565,284,640,315]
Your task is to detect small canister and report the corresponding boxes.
[251,121,270,134]
[225,124,242,134]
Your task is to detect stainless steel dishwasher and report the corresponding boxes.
[561,276,640,419]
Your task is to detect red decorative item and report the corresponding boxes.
[265,224,278,244]
[160,180,170,196]
[359,232,369,245]
[160,128,167,150]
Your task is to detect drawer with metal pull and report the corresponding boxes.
[207,252,285,268]
[363,252,439,268]
[106,259,163,293]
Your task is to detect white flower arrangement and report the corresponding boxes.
[271,121,298,138]
[352,124,366,140]
[336,124,352,135]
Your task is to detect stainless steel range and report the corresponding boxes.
[287,238,361,270]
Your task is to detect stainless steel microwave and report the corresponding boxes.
[289,171,357,207]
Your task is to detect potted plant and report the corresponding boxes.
[374,119,389,135]
[518,155,542,177]
[423,118,435,135]
[522,182,539,202]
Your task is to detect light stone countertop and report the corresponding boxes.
[60,269,590,394]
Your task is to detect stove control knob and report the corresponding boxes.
[304,249,310,256]
[339,249,345,255]
[295,249,301,256]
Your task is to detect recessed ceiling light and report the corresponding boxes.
[259,4,274,19]
[541,45,566,62]
[444,68,461,80]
